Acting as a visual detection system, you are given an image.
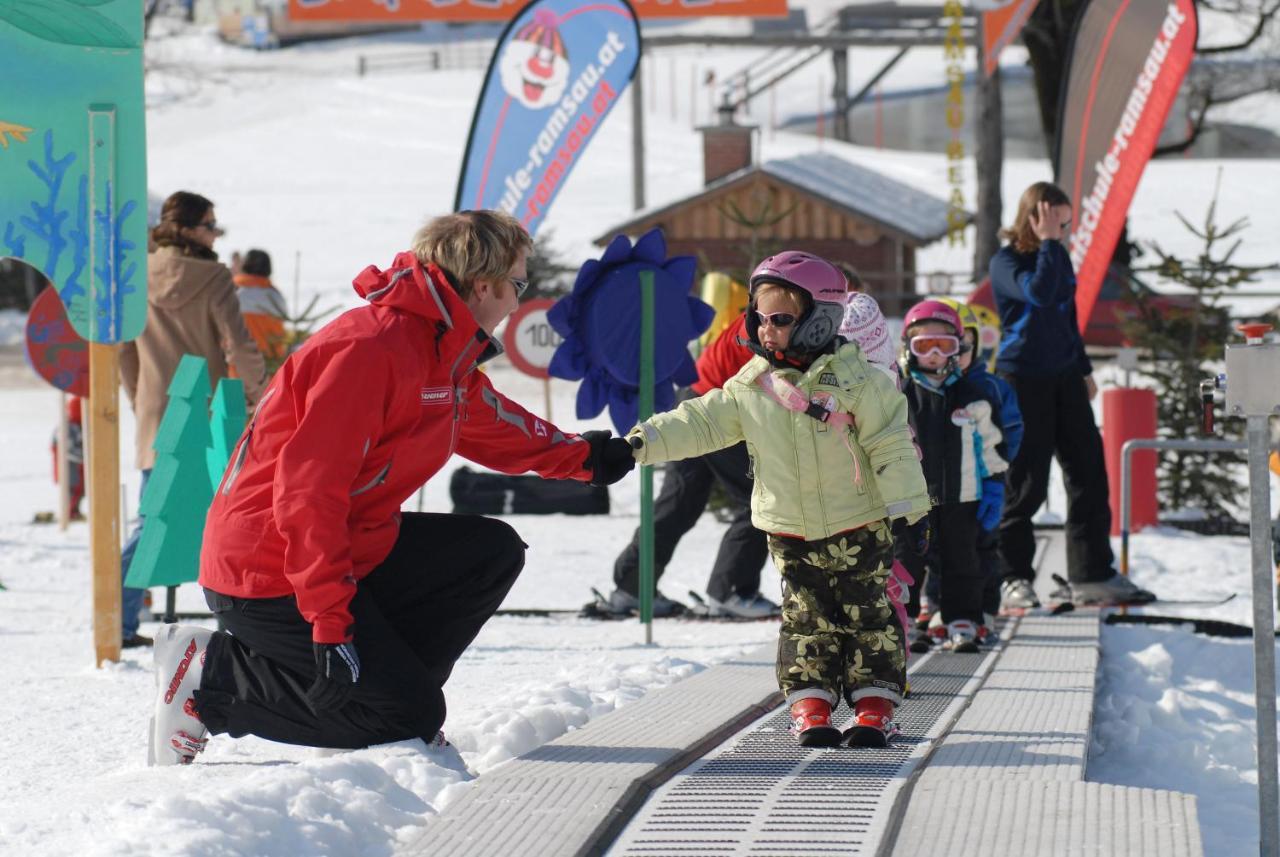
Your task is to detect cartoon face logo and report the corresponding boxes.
[499,9,570,109]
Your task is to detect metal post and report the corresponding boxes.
[831,48,849,142]
[638,271,656,645]
[1221,322,1279,856]
[631,54,646,212]
[57,393,70,531]
[1247,413,1279,857]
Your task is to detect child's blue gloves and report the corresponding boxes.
[977,477,1004,532]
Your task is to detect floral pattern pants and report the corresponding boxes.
[771,520,905,707]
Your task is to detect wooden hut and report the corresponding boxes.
[596,122,959,314]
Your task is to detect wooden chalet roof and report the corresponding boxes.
[596,151,960,247]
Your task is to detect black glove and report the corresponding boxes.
[306,641,360,713]
[894,516,931,558]
[581,430,636,487]
[908,516,932,557]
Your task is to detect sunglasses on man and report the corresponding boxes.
[509,277,529,298]
[755,310,798,328]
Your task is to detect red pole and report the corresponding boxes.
[1103,388,1159,536]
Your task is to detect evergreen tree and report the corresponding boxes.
[526,229,575,300]
[125,356,213,589]
[1123,176,1277,519]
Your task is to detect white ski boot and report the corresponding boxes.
[149,624,214,766]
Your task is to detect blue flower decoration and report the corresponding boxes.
[547,228,714,434]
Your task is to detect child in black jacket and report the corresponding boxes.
[896,300,1008,652]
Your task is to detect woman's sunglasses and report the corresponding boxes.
[909,334,964,358]
[755,310,798,328]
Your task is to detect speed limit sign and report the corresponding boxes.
[502,298,563,379]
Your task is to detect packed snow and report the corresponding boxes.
[2,9,1279,856]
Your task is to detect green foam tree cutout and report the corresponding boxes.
[207,378,246,491]
[124,355,213,589]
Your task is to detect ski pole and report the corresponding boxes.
[638,270,655,645]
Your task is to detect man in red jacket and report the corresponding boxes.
[148,210,635,766]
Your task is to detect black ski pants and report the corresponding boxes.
[998,370,1114,585]
[901,502,984,625]
[613,440,768,603]
[193,513,525,750]
[923,525,1001,617]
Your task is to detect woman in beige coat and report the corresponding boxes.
[118,191,266,647]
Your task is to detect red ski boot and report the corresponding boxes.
[844,697,897,748]
[789,697,843,747]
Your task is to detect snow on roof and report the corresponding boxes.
[761,151,959,243]
[599,149,960,246]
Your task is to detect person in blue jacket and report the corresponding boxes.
[920,298,1022,638]
[990,182,1155,609]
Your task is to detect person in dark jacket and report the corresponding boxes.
[990,181,1155,610]
[919,299,1022,641]
[896,300,1008,653]
[600,312,775,619]
[146,210,636,766]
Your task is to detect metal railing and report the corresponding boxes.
[1118,437,1247,576]
[356,40,493,76]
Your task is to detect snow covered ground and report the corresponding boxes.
[1,360,1276,856]
[2,13,1278,857]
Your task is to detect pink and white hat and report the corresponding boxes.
[840,293,896,370]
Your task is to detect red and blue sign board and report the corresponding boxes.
[454,0,641,235]
[25,285,89,397]
[0,0,148,344]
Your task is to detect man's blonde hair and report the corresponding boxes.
[410,210,532,299]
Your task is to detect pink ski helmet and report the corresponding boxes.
[747,251,848,354]
[901,298,964,375]
[902,299,962,338]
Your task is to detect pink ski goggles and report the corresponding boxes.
[909,333,962,359]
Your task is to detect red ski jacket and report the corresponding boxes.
[691,313,752,395]
[199,251,593,643]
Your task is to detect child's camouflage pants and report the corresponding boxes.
[770,520,905,706]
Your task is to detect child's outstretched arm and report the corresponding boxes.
[625,389,743,466]
[846,370,930,522]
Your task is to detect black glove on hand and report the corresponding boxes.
[907,516,932,558]
[894,516,931,558]
[306,641,360,714]
[581,430,636,487]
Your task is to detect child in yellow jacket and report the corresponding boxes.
[627,252,930,748]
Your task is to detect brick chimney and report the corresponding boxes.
[700,106,756,186]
